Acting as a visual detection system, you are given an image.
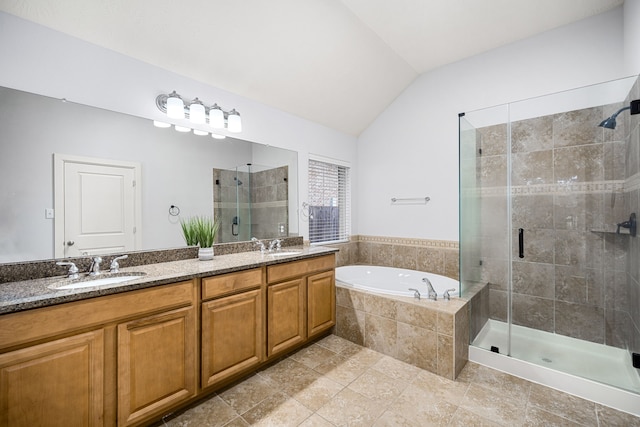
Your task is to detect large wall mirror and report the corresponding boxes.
[0,86,299,263]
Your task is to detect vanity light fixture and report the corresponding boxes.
[211,133,226,140]
[174,125,191,133]
[156,91,243,133]
[193,129,208,136]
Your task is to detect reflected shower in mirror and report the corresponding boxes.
[214,164,289,243]
[0,86,298,263]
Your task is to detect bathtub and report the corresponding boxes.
[335,265,459,299]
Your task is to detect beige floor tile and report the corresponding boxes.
[291,376,345,412]
[164,395,238,427]
[316,334,362,354]
[223,417,250,427]
[340,344,386,367]
[459,383,526,426]
[316,388,386,426]
[472,364,532,403]
[411,369,469,405]
[372,410,422,427]
[219,374,280,415]
[291,344,339,369]
[260,358,320,393]
[595,404,640,426]
[314,353,369,386]
[370,355,423,382]
[455,361,480,384]
[241,391,312,426]
[523,406,583,427]
[386,384,458,426]
[347,368,409,407]
[449,407,501,426]
[527,383,598,427]
[298,414,336,427]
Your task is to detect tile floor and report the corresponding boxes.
[161,335,640,427]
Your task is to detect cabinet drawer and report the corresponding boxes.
[267,254,335,284]
[202,268,263,300]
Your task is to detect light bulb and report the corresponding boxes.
[193,129,208,136]
[189,99,205,124]
[227,109,242,133]
[174,125,191,133]
[166,92,185,119]
[209,105,224,129]
[211,133,226,139]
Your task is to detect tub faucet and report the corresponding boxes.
[89,256,102,276]
[408,288,421,300]
[443,288,456,301]
[422,277,437,301]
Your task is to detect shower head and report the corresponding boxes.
[598,107,628,129]
[599,99,640,129]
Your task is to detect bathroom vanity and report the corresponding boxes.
[0,248,336,427]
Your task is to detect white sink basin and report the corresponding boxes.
[268,251,303,258]
[50,273,146,290]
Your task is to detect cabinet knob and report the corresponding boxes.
[66,241,75,246]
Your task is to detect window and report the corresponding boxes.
[308,157,351,244]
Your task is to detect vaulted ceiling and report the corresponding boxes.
[0,0,624,135]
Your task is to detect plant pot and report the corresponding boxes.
[198,247,214,261]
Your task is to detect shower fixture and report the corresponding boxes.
[598,99,640,129]
[234,177,243,186]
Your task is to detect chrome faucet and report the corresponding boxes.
[89,256,102,276]
[268,239,282,252]
[408,288,421,300]
[422,277,437,301]
[443,288,456,301]
[109,255,128,273]
[56,261,79,279]
[251,237,266,253]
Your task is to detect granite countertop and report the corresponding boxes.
[0,246,337,315]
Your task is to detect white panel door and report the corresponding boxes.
[54,155,141,258]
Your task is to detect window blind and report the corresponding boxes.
[308,159,351,244]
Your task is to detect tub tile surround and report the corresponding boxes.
[335,284,469,381]
[158,335,640,426]
[475,75,640,353]
[328,235,459,281]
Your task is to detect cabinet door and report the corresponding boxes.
[0,330,104,427]
[117,306,196,426]
[202,289,262,388]
[307,270,336,337]
[267,278,306,357]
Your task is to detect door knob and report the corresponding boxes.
[66,240,75,246]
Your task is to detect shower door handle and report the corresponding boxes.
[518,228,524,258]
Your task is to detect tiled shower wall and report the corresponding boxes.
[476,76,640,349]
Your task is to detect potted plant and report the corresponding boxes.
[180,216,220,261]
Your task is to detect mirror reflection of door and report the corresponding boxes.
[54,154,142,258]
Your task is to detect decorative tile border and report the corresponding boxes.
[471,180,627,197]
[353,235,459,250]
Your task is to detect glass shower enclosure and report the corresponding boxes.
[459,75,640,402]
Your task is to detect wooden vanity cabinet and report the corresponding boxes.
[266,254,335,357]
[0,279,197,427]
[200,268,264,389]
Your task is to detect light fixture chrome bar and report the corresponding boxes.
[155,92,242,132]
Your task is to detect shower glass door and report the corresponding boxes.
[461,75,640,394]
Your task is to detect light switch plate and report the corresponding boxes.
[45,208,54,219]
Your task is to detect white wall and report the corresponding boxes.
[625,0,640,76]
[0,12,358,247]
[356,7,628,242]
